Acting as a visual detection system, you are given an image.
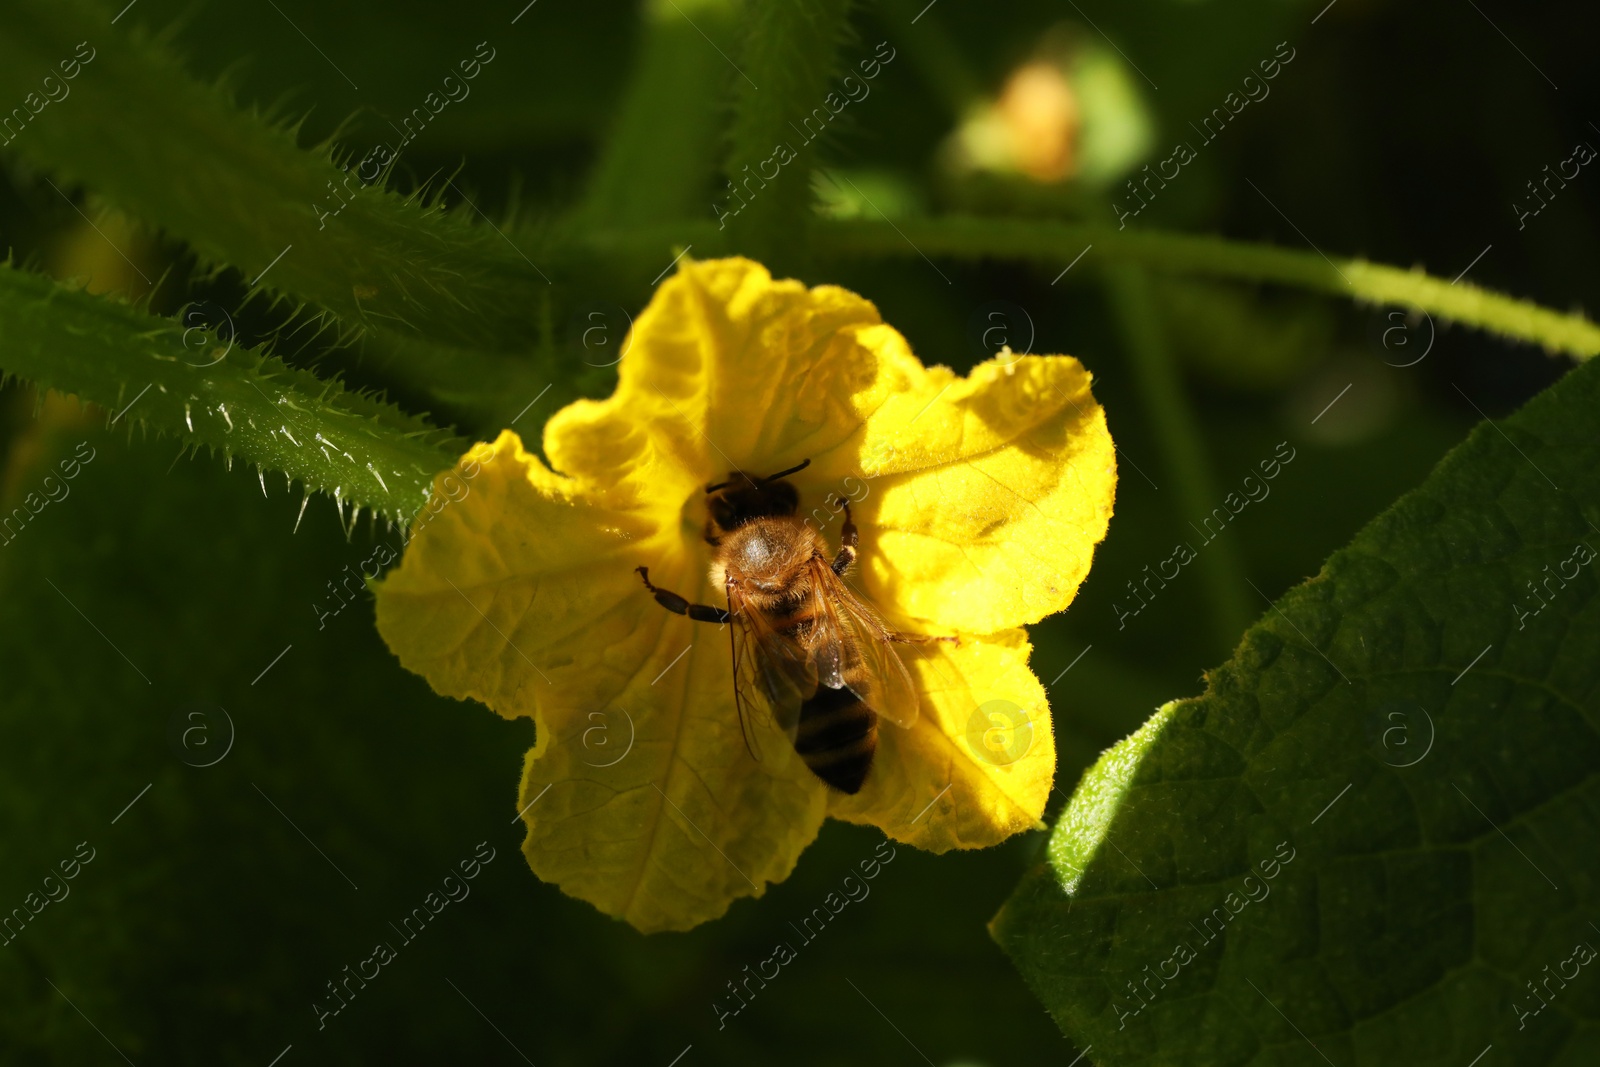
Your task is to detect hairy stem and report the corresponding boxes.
[0,0,549,357]
[577,0,744,229]
[0,267,463,522]
[723,0,855,268]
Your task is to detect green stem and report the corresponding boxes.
[0,266,463,523]
[0,0,549,357]
[816,216,1600,360]
[576,0,744,229]
[723,0,856,268]
[1103,264,1253,647]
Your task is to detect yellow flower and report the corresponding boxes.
[374,258,1115,932]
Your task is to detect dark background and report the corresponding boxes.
[0,0,1593,1063]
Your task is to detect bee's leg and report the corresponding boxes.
[830,499,858,576]
[889,631,961,646]
[636,567,729,623]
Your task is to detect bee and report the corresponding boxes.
[636,459,919,794]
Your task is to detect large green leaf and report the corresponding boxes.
[993,354,1600,1066]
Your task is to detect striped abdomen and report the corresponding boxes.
[793,682,878,794]
[766,572,878,793]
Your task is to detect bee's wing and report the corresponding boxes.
[729,582,814,755]
[806,561,920,730]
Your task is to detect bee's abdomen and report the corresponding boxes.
[793,683,878,794]
[769,594,815,642]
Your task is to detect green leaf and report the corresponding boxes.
[993,355,1600,1065]
[0,265,462,523]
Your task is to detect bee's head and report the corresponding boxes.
[705,459,808,537]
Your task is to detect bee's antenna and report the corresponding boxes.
[760,458,810,483]
[706,459,808,494]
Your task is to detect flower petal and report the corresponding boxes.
[512,620,828,933]
[545,257,885,494]
[375,431,656,720]
[374,430,830,932]
[844,345,1115,634]
[826,629,1053,850]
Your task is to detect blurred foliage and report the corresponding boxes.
[0,0,1596,1063]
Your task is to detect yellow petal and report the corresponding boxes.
[512,615,828,933]
[543,257,884,496]
[836,332,1116,634]
[375,431,654,721]
[827,629,1053,850]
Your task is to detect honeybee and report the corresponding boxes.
[636,459,919,794]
